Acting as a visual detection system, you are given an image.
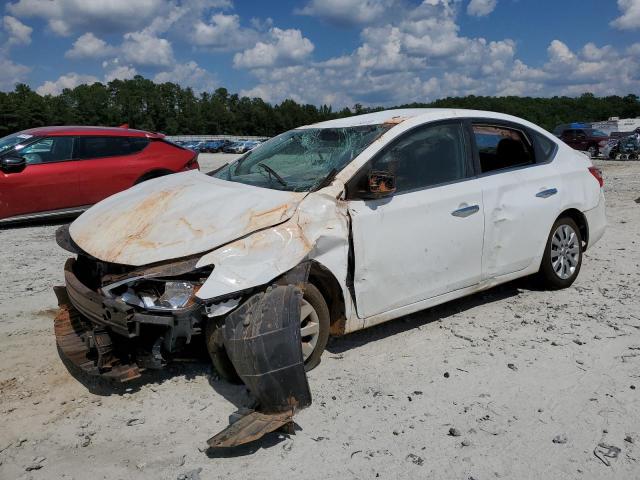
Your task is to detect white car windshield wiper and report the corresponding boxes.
[257,163,288,187]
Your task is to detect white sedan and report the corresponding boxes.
[55,108,606,444]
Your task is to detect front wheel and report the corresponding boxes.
[538,217,583,289]
[300,283,330,371]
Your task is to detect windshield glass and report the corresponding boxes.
[213,125,390,191]
[0,132,36,155]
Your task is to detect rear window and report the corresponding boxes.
[76,136,149,159]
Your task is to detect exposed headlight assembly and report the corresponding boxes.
[106,278,199,312]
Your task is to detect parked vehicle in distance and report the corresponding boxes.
[559,128,609,157]
[54,109,606,445]
[0,126,199,223]
[200,139,232,153]
[223,140,261,153]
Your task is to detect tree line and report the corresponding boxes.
[0,75,638,138]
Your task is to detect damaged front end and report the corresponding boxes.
[54,225,314,447]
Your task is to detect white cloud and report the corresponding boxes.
[3,15,32,46]
[467,0,497,17]
[233,28,314,68]
[611,0,640,30]
[102,59,138,82]
[65,33,116,59]
[154,61,216,91]
[190,13,258,50]
[7,0,166,36]
[238,1,640,106]
[121,31,174,67]
[296,0,400,26]
[36,72,100,95]
[0,57,30,90]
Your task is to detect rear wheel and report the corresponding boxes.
[587,146,598,158]
[538,217,583,289]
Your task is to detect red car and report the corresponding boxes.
[0,126,199,223]
[559,128,609,157]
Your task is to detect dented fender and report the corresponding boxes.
[195,188,353,317]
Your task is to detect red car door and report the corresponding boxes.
[74,136,148,204]
[0,136,82,220]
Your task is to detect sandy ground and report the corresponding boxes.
[1,159,639,480]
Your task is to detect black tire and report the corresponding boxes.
[204,319,240,383]
[538,216,583,290]
[302,283,330,372]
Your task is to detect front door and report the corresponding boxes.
[347,121,484,318]
[0,136,81,219]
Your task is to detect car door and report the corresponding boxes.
[470,121,562,279]
[75,136,143,204]
[0,136,81,219]
[347,120,484,318]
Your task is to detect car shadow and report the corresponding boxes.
[0,216,77,230]
[326,276,537,355]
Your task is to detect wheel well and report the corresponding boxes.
[558,208,589,248]
[134,169,173,185]
[308,261,346,336]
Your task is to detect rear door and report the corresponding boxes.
[0,136,81,219]
[347,120,484,318]
[75,136,150,204]
[470,121,562,279]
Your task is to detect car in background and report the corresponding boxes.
[559,128,609,157]
[223,140,261,154]
[200,139,232,153]
[0,126,199,224]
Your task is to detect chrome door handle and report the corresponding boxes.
[451,205,480,217]
[536,188,558,198]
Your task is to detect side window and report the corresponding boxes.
[367,122,470,194]
[76,136,131,159]
[128,137,150,153]
[472,125,534,174]
[19,137,74,164]
[532,132,557,163]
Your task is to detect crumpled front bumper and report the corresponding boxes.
[55,258,313,447]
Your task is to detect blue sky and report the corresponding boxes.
[1,0,639,107]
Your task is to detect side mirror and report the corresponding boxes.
[0,155,27,173]
[363,170,396,199]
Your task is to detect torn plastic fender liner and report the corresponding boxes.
[207,285,312,448]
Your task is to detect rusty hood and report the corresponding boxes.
[69,171,305,266]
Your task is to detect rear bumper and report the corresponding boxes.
[584,191,606,250]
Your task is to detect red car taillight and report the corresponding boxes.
[184,154,199,171]
[588,166,604,188]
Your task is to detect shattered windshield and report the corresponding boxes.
[0,132,36,155]
[213,125,390,192]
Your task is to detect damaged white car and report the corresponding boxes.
[54,109,606,446]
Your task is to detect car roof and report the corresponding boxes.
[300,108,546,130]
[18,125,164,138]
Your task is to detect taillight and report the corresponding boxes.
[184,154,199,171]
[588,166,604,187]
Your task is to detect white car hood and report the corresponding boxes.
[69,171,305,266]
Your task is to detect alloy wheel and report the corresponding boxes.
[550,224,580,280]
[300,298,320,362]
